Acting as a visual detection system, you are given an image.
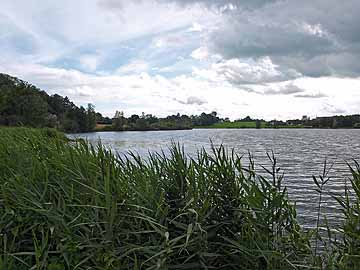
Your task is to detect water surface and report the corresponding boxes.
[69,129,360,228]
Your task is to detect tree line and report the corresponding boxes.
[97,111,222,131]
[0,73,96,133]
[276,115,360,128]
[0,73,222,133]
[2,73,360,132]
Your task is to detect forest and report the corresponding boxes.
[0,73,96,133]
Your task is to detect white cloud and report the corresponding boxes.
[263,83,305,96]
[194,56,301,85]
[301,23,326,38]
[191,46,209,60]
[79,55,100,72]
[294,92,327,99]
[2,61,360,120]
[188,22,204,32]
[0,0,212,64]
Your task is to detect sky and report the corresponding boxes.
[1,0,360,120]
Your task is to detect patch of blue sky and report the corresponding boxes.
[156,58,208,77]
[46,45,134,74]
[2,35,37,55]
[46,34,156,74]
[133,28,202,77]
[43,25,203,78]
[0,18,37,55]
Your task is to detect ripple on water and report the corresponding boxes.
[68,128,360,228]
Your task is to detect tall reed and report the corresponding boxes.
[0,128,358,269]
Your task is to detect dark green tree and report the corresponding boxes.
[86,103,96,131]
[0,73,100,133]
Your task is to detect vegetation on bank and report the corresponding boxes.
[99,112,193,132]
[0,73,201,133]
[0,74,97,133]
[195,115,360,129]
[2,73,360,133]
[96,111,223,132]
[1,128,360,269]
[195,121,267,129]
[195,122,306,129]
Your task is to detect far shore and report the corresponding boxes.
[84,123,360,133]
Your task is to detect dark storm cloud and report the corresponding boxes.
[158,0,360,79]
[212,0,360,77]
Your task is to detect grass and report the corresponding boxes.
[0,127,359,269]
[94,124,114,132]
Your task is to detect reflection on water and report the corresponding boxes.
[68,128,360,228]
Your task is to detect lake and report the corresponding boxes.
[69,128,360,228]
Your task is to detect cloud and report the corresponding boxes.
[188,22,204,32]
[161,0,278,10]
[1,0,360,120]
[161,0,360,78]
[191,47,209,60]
[322,103,346,115]
[194,56,300,85]
[265,84,305,96]
[99,0,276,10]
[3,61,360,120]
[217,57,299,84]
[187,96,206,105]
[212,0,360,77]
[79,54,100,72]
[294,92,327,98]
[0,0,209,66]
[175,96,207,105]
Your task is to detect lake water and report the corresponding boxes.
[69,129,360,228]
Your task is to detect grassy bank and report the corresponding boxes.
[0,128,359,269]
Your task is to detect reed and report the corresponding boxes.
[0,128,358,269]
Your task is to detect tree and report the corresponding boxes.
[192,112,220,126]
[0,73,102,133]
[15,95,48,127]
[86,103,96,131]
[113,117,127,130]
[135,118,148,130]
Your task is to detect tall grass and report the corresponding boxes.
[0,128,359,269]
